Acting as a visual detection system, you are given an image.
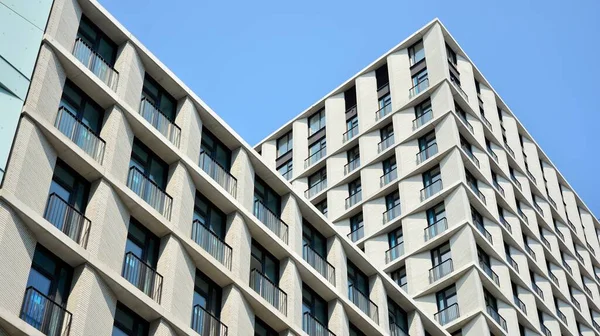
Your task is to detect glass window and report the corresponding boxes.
[308,168,326,189]
[308,109,326,136]
[309,137,326,156]
[142,74,177,122]
[415,98,432,118]
[391,266,407,287]
[125,219,159,268]
[386,191,400,211]
[193,192,226,239]
[250,240,279,284]
[409,40,425,65]
[446,45,457,66]
[380,123,394,141]
[130,139,168,190]
[431,242,451,266]
[349,323,366,336]
[277,159,293,180]
[302,285,328,325]
[389,227,403,248]
[465,170,478,190]
[383,156,397,174]
[303,221,326,257]
[427,203,446,225]
[436,285,457,310]
[254,177,281,216]
[77,15,117,66]
[347,146,360,163]
[412,69,428,87]
[315,199,328,216]
[254,318,277,336]
[472,207,484,227]
[276,131,293,157]
[350,213,363,232]
[418,131,436,151]
[60,80,104,134]
[26,245,73,306]
[348,178,361,196]
[347,261,369,295]
[49,159,90,212]
[378,93,391,109]
[112,302,149,336]
[423,166,441,188]
[193,270,222,317]
[477,246,490,266]
[346,115,358,131]
[483,288,497,310]
[388,298,408,332]
[201,128,232,171]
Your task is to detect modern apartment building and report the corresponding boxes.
[256,19,600,336]
[0,1,451,336]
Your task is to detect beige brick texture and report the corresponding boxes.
[45,0,82,50]
[115,42,145,111]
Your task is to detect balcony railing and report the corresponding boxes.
[571,295,581,311]
[548,197,556,209]
[482,115,492,130]
[253,200,289,243]
[127,166,173,219]
[412,110,433,130]
[593,320,600,332]
[377,135,395,153]
[486,306,507,331]
[557,309,567,325]
[304,147,327,168]
[20,286,72,336]
[55,106,105,163]
[389,322,409,336]
[451,78,469,101]
[462,147,480,168]
[480,261,500,286]
[139,97,181,147]
[458,113,474,133]
[505,143,515,158]
[493,181,505,197]
[303,312,335,336]
[191,304,228,336]
[420,179,443,201]
[44,193,91,248]
[511,174,522,190]
[344,158,360,176]
[533,283,544,299]
[575,251,584,264]
[499,217,512,233]
[506,254,519,273]
[348,285,379,323]
[72,37,119,90]
[587,242,595,255]
[434,303,460,325]
[424,217,448,241]
[541,236,550,250]
[345,191,362,209]
[416,143,438,164]
[281,168,293,181]
[383,204,401,224]
[584,284,592,298]
[469,184,486,205]
[122,252,163,303]
[249,269,287,315]
[517,209,528,224]
[541,324,551,336]
[409,78,429,98]
[487,147,498,162]
[429,259,453,283]
[549,271,558,285]
[348,225,364,242]
[199,151,238,197]
[567,220,576,232]
[380,167,398,187]
[305,179,327,199]
[303,244,336,286]
[514,295,527,315]
[533,202,544,216]
[555,228,564,241]
[525,244,536,261]
[474,220,493,244]
[192,220,232,270]
[526,170,537,184]
[563,260,572,275]
[343,125,359,143]
[375,102,393,121]
[385,241,405,264]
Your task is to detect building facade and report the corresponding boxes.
[256,19,600,336]
[0,1,450,336]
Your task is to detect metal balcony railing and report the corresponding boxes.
[305,147,327,168]
[375,102,393,121]
[20,287,72,336]
[416,143,438,164]
[499,216,512,233]
[587,242,595,256]
[563,260,572,275]
[451,78,469,101]
[192,220,232,270]
[506,254,519,273]
[487,147,498,162]
[505,142,515,157]
[343,124,359,143]
[533,283,544,299]
[412,110,433,130]
[533,201,544,216]
[380,167,398,187]
[409,78,429,98]
[541,236,550,250]
[555,228,564,241]
[389,322,409,336]
[139,97,181,147]
[541,324,551,336]
[458,113,474,133]
[199,151,238,197]
[44,193,91,248]
[281,168,293,181]
[572,295,581,311]
[434,303,460,325]
[344,158,360,175]
[575,251,584,264]
[482,115,492,130]
[511,174,522,190]
[348,285,379,323]
[480,261,500,286]
[303,244,336,286]
[377,135,394,153]
[348,225,364,242]
[385,241,405,264]
[127,166,173,220]
[249,269,287,315]
[517,209,528,224]
[345,191,362,209]
[557,309,567,325]
[191,304,228,336]
[525,244,536,261]
[424,217,448,241]
[474,220,493,244]
[514,295,527,315]
[305,179,327,199]
[420,179,443,201]
[253,200,289,243]
[548,197,556,209]
[122,252,163,303]
[486,306,507,331]
[469,184,486,205]
[55,106,105,163]
[549,271,558,285]
[593,320,600,332]
[429,259,453,283]
[462,146,479,168]
[526,170,537,184]
[72,37,119,90]
[493,181,505,197]
[303,312,335,336]
[383,203,401,224]
[567,220,576,232]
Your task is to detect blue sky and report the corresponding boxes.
[100,0,600,215]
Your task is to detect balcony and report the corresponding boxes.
[506,254,519,273]
[587,242,595,255]
[541,236,550,250]
[461,146,480,168]
[389,322,409,336]
[343,124,359,143]
[474,220,493,244]
[571,295,581,311]
[122,252,163,303]
[377,135,395,153]
[380,167,398,187]
[72,37,119,90]
[493,181,505,197]
[434,303,460,325]
[305,147,327,168]
[567,220,576,232]
[199,151,238,198]
[555,228,564,241]
[482,115,492,130]
[253,200,289,243]
[375,102,393,121]
[504,142,515,158]
[511,174,522,190]
[514,295,527,315]
[548,197,556,209]
[416,143,438,164]
[584,284,592,298]
[412,110,433,130]
[249,269,287,315]
[345,191,362,209]
[563,260,572,275]
[549,271,558,285]
[557,309,567,325]
[541,324,551,336]
[487,147,498,162]
[44,193,91,248]
[526,170,537,184]
[469,184,486,205]
[348,225,364,242]
[55,106,106,163]
[344,158,360,175]
[517,209,528,224]
[533,283,544,299]
[139,97,181,147]
[424,217,448,241]
[499,216,512,233]
[385,241,405,264]
[191,304,228,336]
[480,261,500,286]
[409,78,429,98]
[525,244,536,261]
[127,166,173,220]
[429,259,454,283]
[594,320,600,332]
[305,179,327,199]
[451,78,469,101]
[383,203,401,224]
[348,285,379,323]
[486,306,507,331]
[20,286,72,336]
[281,169,293,181]
[191,220,232,270]
[420,179,443,201]
[303,312,335,336]
[533,202,544,216]
[575,251,584,264]
[302,245,336,287]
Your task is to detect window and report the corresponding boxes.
[309,137,326,157]
[423,166,441,188]
[346,115,358,132]
[465,170,478,191]
[378,93,391,110]
[385,191,400,211]
[193,270,222,326]
[276,131,293,157]
[254,318,277,336]
[383,156,397,174]
[418,131,436,151]
[472,207,483,226]
[49,159,90,213]
[483,288,498,311]
[349,323,366,336]
[427,202,446,225]
[376,64,389,89]
[142,74,177,121]
[380,123,394,141]
[415,98,432,118]
[388,298,408,332]
[194,192,226,239]
[25,245,73,309]
[391,266,407,288]
[130,139,168,189]
[446,44,457,66]
[315,199,328,216]
[347,261,369,295]
[409,40,425,65]
[347,146,360,164]
[350,212,363,233]
[254,177,281,216]
[460,135,472,153]
[348,178,361,196]
[308,109,326,136]
[389,227,403,249]
[302,285,328,326]
[412,68,428,88]
[125,218,159,269]
[303,221,326,257]
[250,240,279,284]
[60,79,104,134]
[112,302,149,336]
[477,246,490,266]
[431,242,451,267]
[436,285,457,311]
[277,159,292,180]
[201,128,232,171]
[77,15,117,66]
[475,80,481,95]
[308,168,327,190]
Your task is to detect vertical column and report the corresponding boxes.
[165,161,195,234]
[422,22,449,88]
[456,269,484,316]
[148,319,177,336]
[293,117,309,177]
[175,97,203,161]
[280,258,302,326]
[356,71,378,132]
[220,285,255,336]
[100,106,135,181]
[326,236,348,293]
[280,194,302,255]
[45,0,82,49]
[328,299,349,336]
[461,314,490,336]
[387,48,410,109]
[230,148,255,211]
[225,212,252,281]
[369,275,388,330]
[407,312,425,336]
[114,41,145,110]
[260,140,277,171]
[363,234,388,271]
[324,94,345,158]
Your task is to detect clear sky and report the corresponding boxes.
[99,0,600,215]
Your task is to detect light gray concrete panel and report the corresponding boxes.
[280,258,301,324]
[221,285,254,336]
[230,148,255,211]
[356,71,378,132]
[114,41,145,110]
[44,0,82,51]
[225,212,252,281]
[100,106,135,181]
[175,97,202,162]
[166,162,195,234]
